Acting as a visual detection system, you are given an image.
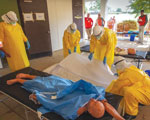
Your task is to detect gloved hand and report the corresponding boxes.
[114,73,118,76]
[74,47,77,52]
[103,57,107,65]
[68,49,71,54]
[88,53,93,60]
[26,40,30,50]
[0,48,10,57]
[0,50,5,58]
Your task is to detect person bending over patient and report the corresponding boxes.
[7,73,124,120]
[107,56,150,120]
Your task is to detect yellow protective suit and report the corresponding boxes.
[63,30,81,57]
[0,22,30,71]
[90,28,117,68]
[106,65,150,116]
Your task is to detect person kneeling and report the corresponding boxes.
[107,56,150,120]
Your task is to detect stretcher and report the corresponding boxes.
[0,67,122,120]
[115,51,147,69]
[80,45,90,53]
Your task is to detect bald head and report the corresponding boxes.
[88,99,105,118]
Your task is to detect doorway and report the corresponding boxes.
[84,0,101,40]
[47,0,73,52]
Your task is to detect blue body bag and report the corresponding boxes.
[22,75,105,120]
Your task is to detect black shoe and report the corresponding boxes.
[123,114,136,120]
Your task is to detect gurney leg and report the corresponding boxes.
[137,59,143,69]
[24,108,30,120]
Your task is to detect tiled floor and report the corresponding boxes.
[0,93,40,120]
[0,50,64,76]
[0,49,150,120]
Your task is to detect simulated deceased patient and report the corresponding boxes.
[7,73,124,120]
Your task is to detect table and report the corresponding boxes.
[117,31,150,41]
[115,51,147,69]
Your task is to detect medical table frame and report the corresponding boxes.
[115,52,147,69]
[117,32,150,41]
[0,67,122,120]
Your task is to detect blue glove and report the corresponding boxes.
[26,40,30,50]
[114,73,118,76]
[103,57,107,65]
[0,50,5,58]
[74,47,77,52]
[88,53,93,60]
[68,49,71,54]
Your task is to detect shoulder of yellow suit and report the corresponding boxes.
[0,22,6,26]
[91,34,96,40]
[64,29,69,34]
[124,65,143,75]
[16,23,22,28]
[76,29,80,34]
[104,27,112,33]
[104,27,109,31]
[125,65,150,80]
[118,65,135,74]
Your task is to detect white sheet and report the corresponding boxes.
[44,53,117,88]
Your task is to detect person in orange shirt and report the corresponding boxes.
[107,16,116,30]
[85,13,93,40]
[95,13,105,27]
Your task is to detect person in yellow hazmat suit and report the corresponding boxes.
[0,11,30,71]
[63,23,81,58]
[106,56,150,120]
[88,26,117,68]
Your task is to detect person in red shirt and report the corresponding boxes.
[85,13,93,40]
[138,10,148,44]
[96,13,105,27]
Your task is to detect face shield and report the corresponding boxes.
[113,58,126,75]
[1,11,18,25]
[114,56,132,75]
[114,56,131,74]
[70,26,76,34]
[94,31,103,40]
[93,26,104,40]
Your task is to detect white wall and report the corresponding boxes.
[47,0,73,51]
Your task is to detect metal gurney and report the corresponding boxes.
[0,67,122,120]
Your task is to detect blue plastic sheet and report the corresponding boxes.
[22,75,105,120]
[136,51,147,58]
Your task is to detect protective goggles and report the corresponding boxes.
[114,59,125,66]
